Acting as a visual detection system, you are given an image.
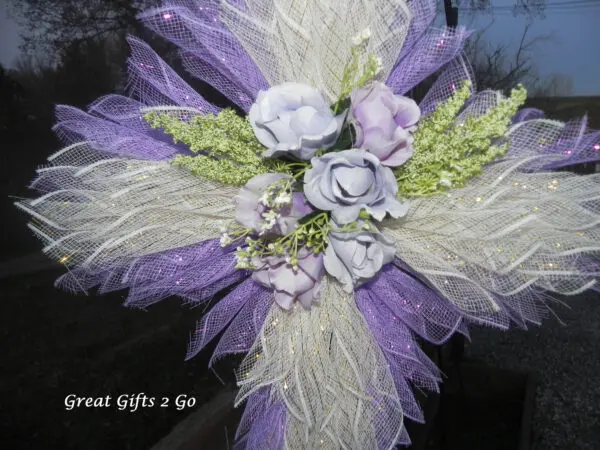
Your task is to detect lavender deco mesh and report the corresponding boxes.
[418,53,476,116]
[186,278,271,360]
[52,104,178,160]
[387,26,471,95]
[126,36,219,113]
[138,1,268,111]
[14,0,600,449]
[396,0,437,60]
[512,107,545,124]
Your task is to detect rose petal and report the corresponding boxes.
[393,96,421,128]
[298,251,325,280]
[291,106,330,135]
[274,291,295,310]
[251,268,271,288]
[381,143,414,167]
[332,204,362,224]
[324,243,354,293]
[352,242,368,269]
[333,166,374,197]
[297,289,316,309]
[266,111,297,144]
[249,105,278,148]
[249,82,340,157]
[291,192,313,218]
[356,100,396,139]
[271,264,315,295]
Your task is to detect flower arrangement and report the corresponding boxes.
[145,44,527,305]
[16,0,600,448]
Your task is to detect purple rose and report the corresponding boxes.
[303,149,409,224]
[351,82,420,167]
[324,221,395,292]
[249,82,345,160]
[252,248,325,310]
[234,173,312,235]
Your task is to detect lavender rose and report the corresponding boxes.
[234,173,312,235]
[303,149,408,224]
[252,248,325,310]
[324,221,395,292]
[249,82,345,160]
[351,82,420,167]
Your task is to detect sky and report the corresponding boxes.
[0,1,599,95]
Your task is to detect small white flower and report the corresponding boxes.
[220,233,232,247]
[274,193,292,206]
[373,56,383,75]
[259,192,271,206]
[352,27,372,46]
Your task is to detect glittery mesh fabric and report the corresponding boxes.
[16,144,238,272]
[14,0,600,449]
[138,1,269,112]
[55,240,247,308]
[220,0,413,103]
[186,279,272,360]
[240,401,287,449]
[382,155,600,325]
[52,105,183,161]
[512,107,545,124]
[235,277,406,450]
[396,0,437,62]
[126,36,220,114]
[386,26,471,95]
[418,53,476,116]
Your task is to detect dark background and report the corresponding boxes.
[1,1,599,449]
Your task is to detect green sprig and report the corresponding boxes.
[144,109,291,185]
[395,82,527,197]
[228,211,374,270]
[333,47,382,114]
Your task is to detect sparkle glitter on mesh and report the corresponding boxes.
[15,0,600,449]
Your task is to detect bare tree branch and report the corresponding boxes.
[8,0,153,57]
[464,20,559,94]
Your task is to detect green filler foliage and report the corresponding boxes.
[395,81,527,197]
[144,109,290,186]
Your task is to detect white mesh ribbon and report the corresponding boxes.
[236,277,405,450]
[16,143,237,270]
[221,0,412,102]
[383,155,600,322]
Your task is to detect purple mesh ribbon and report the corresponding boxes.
[56,240,247,308]
[53,104,181,160]
[87,94,194,153]
[387,27,471,95]
[419,53,476,117]
[50,35,221,162]
[355,262,468,446]
[544,119,600,168]
[186,277,272,360]
[241,402,286,449]
[505,113,600,170]
[234,386,286,449]
[126,36,219,114]
[395,0,437,63]
[235,387,271,442]
[210,287,272,366]
[138,1,268,112]
[512,107,545,124]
